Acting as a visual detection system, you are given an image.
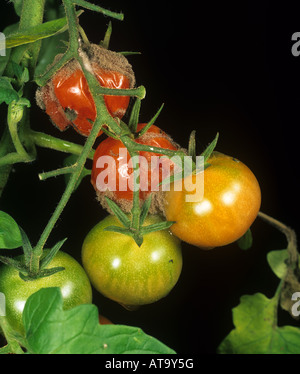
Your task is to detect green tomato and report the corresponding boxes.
[82,215,182,308]
[0,250,93,334]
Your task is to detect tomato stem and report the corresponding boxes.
[29,130,95,159]
[258,211,298,269]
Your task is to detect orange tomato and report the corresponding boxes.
[163,152,261,249]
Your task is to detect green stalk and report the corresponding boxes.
[0,128,14,197]
[258,211,298,267]
[32,114,103,272]
[7,0,46,77]
[31,0,118,271]
[29,130,95,159]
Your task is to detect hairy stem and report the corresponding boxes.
[258,211,298,268]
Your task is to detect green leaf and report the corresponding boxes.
[237,228,253,250]
[0,77,19,105]
[0,210,22,249]
[0,23,18,76]
[23,288,175,354]
[5,11,83,49]
[35,30,68,77]
[218,293,300,354]
[267,249,290,279]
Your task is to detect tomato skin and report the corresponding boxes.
[163,152,261,249]
[0,251,93,334]
[36,44,135,137]
[91,123,178,203]
[51,67,130,136]
[81,215,182,307]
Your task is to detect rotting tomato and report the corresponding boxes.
[0,250,93,334]
[36,44,135,136]
[81,215,182,308]
[91,123,179,212]
[163,152,261,249]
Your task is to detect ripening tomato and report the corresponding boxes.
[0,250,93,334]
[91,123,178,206]
[163,152,261,249]
[81,215,182,308]
[36,44,135,136]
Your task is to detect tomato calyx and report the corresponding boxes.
[0,228,67,281]
[103,196,175,247]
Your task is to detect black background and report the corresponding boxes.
[0,0,300,354]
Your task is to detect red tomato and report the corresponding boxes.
[36,45,135,137]
[91,124,178,203]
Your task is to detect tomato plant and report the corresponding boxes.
[82,214,182,307]
[0,250,92,334]
[163,152,261,248]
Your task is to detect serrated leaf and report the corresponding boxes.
[23,288,175,354]
[0,77,19,105]
[237,228,253,250]
[0,210,22,249]
[218,292,300,354]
